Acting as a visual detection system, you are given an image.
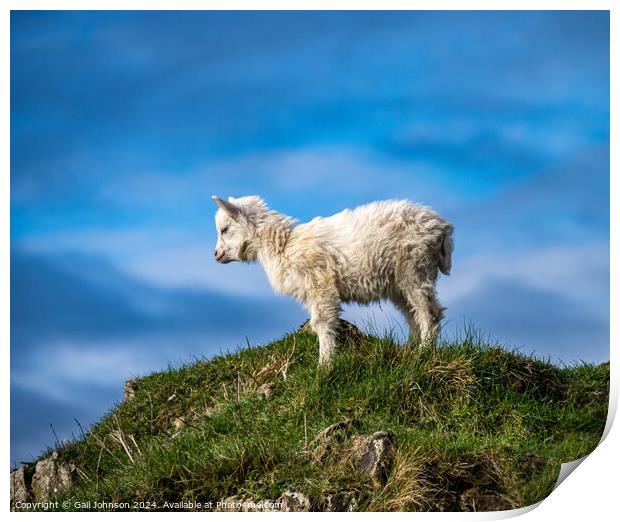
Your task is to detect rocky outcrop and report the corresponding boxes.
[278,491,311,511]
[31,451,75,502]
[351,431,396,487]
[326,490,361,512]
[312,422,396,489]
[124,379,138,401]
[10,451,75,510]
[10,466,32,508]
[312,419,358,461]
[298,319,366,346]
[254,382,274,398]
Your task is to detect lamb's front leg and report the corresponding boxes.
[308,293,341,366]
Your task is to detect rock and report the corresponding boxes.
[314,419,355,443]
[298,320,313,333]
[255,383,274,398]
[298,319,365,345]
[30,451,75,502]
[172,417,186,430]
[277,491,311,512]
[351,431,396,487]
[337,319,366,346]
[10,466,32,509]
[434,492,460,512]
[326,490,361,512]
[124,379,137,401]
[458,488,516,511]
[312,419,357,461]
[204,403,225,417]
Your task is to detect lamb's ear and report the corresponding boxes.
[212,195,241,220]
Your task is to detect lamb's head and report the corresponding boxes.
[211,195,267,263]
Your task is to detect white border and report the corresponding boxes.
[3,2,616,519]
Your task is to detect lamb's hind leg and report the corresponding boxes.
[391,293,419,345]
[401,281,445,343]
[308,291,341,366]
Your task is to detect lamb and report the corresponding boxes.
[212,195,453,366]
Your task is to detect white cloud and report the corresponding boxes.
[226,146,466,210]
[123,245,275,297]
[19,228,276,298]
[19,226,197,258]
[439,242,609,310]
[11,341,158,404]
[89,146,460,211]
[11,334,236,406]
[397,116,589,161]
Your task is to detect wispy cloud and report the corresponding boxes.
[441,243,609,310]
[12,342,160,405]
[124,245,276,297]
[445,277,609,364]
[10,248,305,352]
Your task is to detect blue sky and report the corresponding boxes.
[10,10,609,465]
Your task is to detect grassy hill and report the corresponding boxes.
[27,323,609,511]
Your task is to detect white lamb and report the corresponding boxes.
[212,195,453,365]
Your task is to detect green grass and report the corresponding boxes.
[36,325,608,511]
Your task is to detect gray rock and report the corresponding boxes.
[312,419,357,461]
[351,431,396,487]
[314,419,355,443]
[298,319,364,345]
[458,488,516,512]
[10,466,32,510]
[255,383,274,398]
[30,451,75,502]
[172,417,186,430]
[326,490,361,512]
[277,491,311,512]
[124,379,137,401]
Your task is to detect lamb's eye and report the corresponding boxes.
[221,226,229,235]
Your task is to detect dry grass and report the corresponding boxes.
[367,448,433,511]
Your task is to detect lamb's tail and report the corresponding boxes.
[438,223,454,276]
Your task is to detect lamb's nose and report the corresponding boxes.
[214,249,219,258]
